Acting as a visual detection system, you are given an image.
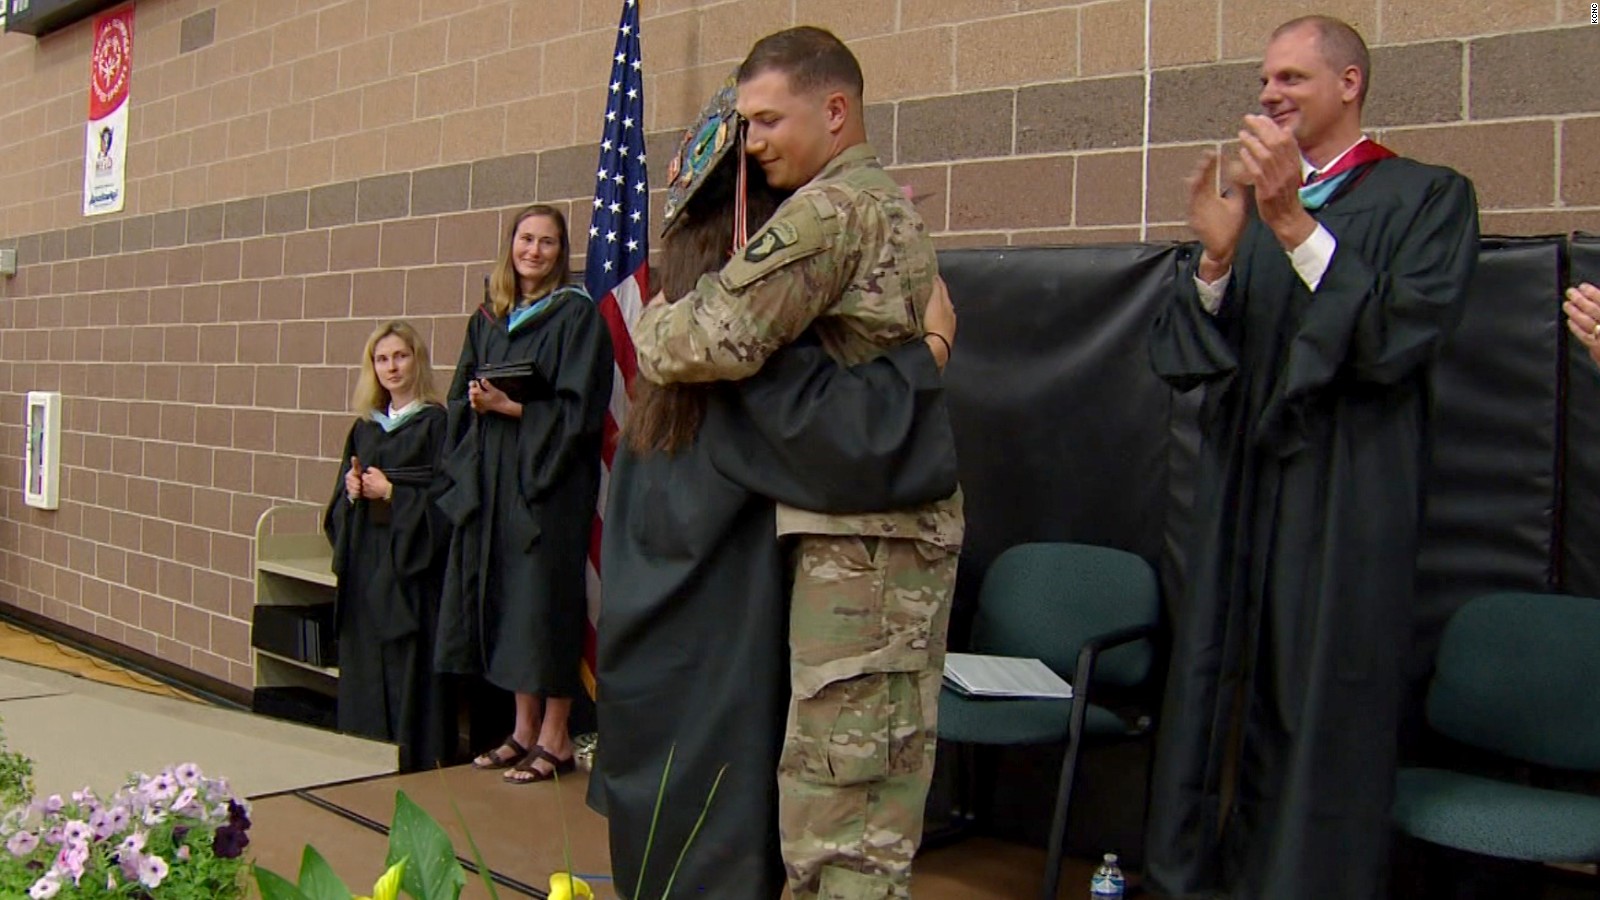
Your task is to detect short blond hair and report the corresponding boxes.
[350,320,442,417]
[1273,15,1370,105]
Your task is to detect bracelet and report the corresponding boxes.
[926,332,952,359]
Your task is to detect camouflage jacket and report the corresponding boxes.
[634,143,963,549]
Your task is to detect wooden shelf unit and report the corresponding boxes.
[252,504,338,707]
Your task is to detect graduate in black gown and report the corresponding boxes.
[435,205,614,785]
[324,320,455,772]
[1144,17,1478,899]
[591,81,961,900]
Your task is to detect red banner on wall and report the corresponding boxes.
[83,5,133,216]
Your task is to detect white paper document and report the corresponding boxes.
[943,653,1073,700]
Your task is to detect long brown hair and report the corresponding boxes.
[488,204,571,319]
[351,320,442,417]
[625,160,784,454]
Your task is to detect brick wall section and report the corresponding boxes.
[0,0,1596,688]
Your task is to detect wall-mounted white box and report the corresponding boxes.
[0,248,16,277]
[24,391,60,510]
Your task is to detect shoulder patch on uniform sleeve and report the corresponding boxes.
[744,220,800,263]
[720,200,831,291]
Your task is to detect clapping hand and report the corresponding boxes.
[1236,114,1317,251]
[1564,282,1600,367]
[1186,150,1248,281]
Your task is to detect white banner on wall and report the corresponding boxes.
[83,5,133,217]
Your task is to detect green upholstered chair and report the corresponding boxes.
[937,542,1161,900]
[1393,592,1600,864]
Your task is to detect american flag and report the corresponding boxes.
[581,0,648,694]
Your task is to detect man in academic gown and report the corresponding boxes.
[594,329,958,900]
[1145,16,1479,899]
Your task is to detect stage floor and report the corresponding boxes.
[0,618,1106,897]
[248,764,1103,899]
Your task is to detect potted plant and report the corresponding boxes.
[0,763,252,898]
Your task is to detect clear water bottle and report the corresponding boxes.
[1090,852,1125,898]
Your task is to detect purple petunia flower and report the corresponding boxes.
[170,787,198,814]
[118,832,146,856]
[41,796,63,814]
[59,821,91,845]
[105,806,129,834]
[137,854,168,889]
[117,850,141,882]
[142,773,177,802]
[173,763,201,787]
[27,874,59,899]
[54,841,87,885]
[88,808,114,840]
[7,831,38,856]
[212,823,249,860]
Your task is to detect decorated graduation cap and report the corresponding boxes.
[661,75,750,248]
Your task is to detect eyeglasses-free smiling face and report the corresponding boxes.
[736,69,838,191]
[511,214,565,294]
[1257,24,1362,163]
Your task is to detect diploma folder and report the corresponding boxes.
[475,360,550,404]
[943,653,1073,700]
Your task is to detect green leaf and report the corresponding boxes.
[659,764,727,900]
[254,863,314,900]
[298,845,355,900]
[448,796,500,900]
[634,743,675,896]
[387,790,466,900]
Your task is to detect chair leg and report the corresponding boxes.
[962,741,979,823]
[1040,737,1084,900]
[920,742,972,850]
[943,741,969,823]
[946,742,979,825]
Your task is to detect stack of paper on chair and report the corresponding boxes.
[943,653,1073,699]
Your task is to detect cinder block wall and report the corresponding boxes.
[0,0,1594,690]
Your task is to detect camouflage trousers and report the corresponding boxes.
[779,535,958,900]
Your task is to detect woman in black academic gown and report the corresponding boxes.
[591,82,961,899]
[324,320,454,771]
[435,204,613,785]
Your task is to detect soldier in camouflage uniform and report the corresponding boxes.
[632,26,963,900]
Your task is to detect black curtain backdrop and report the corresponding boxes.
[1563,234,1600,599]
[932,235,1590,858]
[940,245,1178,637]
[940,237,1583,627]
[1414,237,1567,651]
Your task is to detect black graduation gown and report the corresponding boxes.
[1144,159,1479,899]
[324,405,455,771]
[591,338,958,900]
[435,292,614,697]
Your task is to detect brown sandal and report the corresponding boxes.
[471,735,530,770]
[503,745,575,784]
